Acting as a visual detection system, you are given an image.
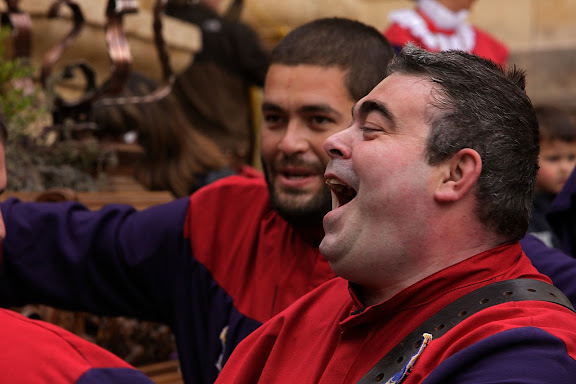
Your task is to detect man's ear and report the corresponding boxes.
[434,148,482,202]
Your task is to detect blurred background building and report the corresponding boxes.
[20,0,576,113]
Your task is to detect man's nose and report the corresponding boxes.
[278,123,309,155]
[324,129,351,159]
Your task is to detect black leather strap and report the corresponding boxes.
[357,279,575,384]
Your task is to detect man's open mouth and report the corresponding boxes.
[325,178,357,207]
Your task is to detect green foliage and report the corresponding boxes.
[0,29,45,143]
[0,27,103,191]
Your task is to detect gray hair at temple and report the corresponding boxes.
[388,44,539,241]
[270,17,395,102]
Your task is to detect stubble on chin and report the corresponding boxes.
[268,180,332,228]
[262,158,331,227]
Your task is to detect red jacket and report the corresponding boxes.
[217,243,576,383]
[0,308,152,383]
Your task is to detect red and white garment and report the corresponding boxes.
[384,0,508,67]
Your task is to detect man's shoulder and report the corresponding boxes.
[0,308,120,355]
[0,308,151,380]
[0,308,93,343]
[200,174,266,191]
[435,298,576,355]
[192,175,268,203]
[410,300,576,382]
[0,308,60,339]
[186,175,273,229]
[419,321,576,383]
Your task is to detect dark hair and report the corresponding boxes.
[94,73,227,198]
[534,105,576,143]
[270,17,395,101]
[388,44,539,241]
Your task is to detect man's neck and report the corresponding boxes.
[356,233,509,307]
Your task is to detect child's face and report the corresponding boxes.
[537,140,576,195]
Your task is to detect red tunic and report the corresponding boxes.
[216,243,576,383]
[185,175,336,323]
[0,308,152,383]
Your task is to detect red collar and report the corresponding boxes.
[341,242,550,329]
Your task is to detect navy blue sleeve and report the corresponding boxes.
[423,327,576,383]
[521,234,576,307]
[76,368,153,384]
[0,197,191,324]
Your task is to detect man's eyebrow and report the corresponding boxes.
[357,100,395,124]
[262,102,282,112]
[262,102,342,117]
[298,104,341,117]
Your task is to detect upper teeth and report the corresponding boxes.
[326,178,345,186]
[326,178,351,194]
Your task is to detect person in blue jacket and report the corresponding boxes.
[527,105,576,249]
[522,165,576,302]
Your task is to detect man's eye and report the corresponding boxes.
[263,114,284,125]
[360,126,381,133]
[310,116,333,125]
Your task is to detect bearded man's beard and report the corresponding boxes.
[263,161,332,228]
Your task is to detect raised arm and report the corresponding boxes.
[0,197,191,324]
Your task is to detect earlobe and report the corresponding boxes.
[434,149,482,202]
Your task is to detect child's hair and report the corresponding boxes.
[535,105,576,143]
